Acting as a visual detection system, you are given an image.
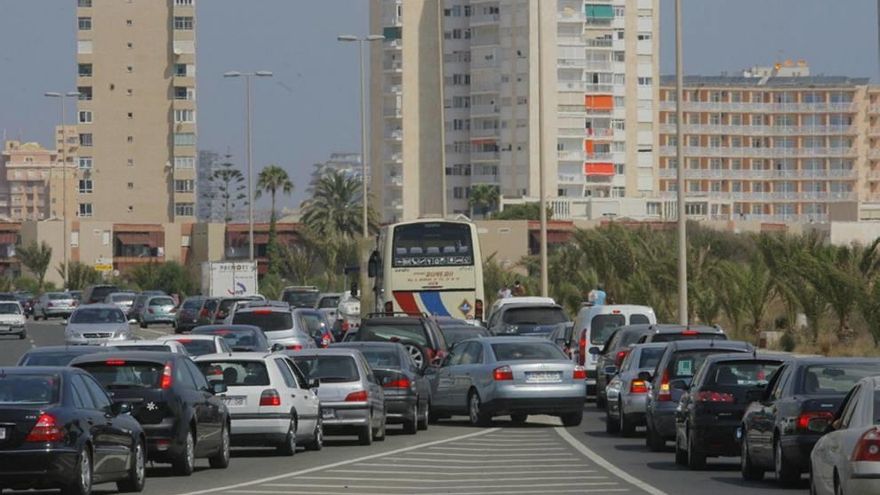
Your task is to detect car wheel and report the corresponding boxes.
[510,413,527,425]
[646,420,665,452]
[305,419,323,451]
[596,394,606,410]
[62,445,92,495]
[605,406,620,434]
[561,410,583,427]
[687,427,706,470]
[140,320,147,329]
[358,415,373,446]
[774,436,800,486]
[18,329,26,340]
[740,434,765,481]
[404,344,427,370]
[619,401,635,437]
[375,412,386,441]
[675,432,687,466]
[276,419,297,457]
[172,430,195,476]
[403,404,418,435]
[468,390,491,427]
[117,437,146,493]
[417,401,429,431]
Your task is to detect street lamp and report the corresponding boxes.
[223,70,273,262]
[674,0,688,324]
[45,90,80,290]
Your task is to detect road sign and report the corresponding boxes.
[95,263,113,272]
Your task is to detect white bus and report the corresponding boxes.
[369,219,485,322]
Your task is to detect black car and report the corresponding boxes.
[82,285,120,305]
[17,345,112,366]
[636,324,728,344]
[353,314,449,370]
[740,357,880,485]
[174,297,219,334]
[281,286,320,309]
[191,324,276,352]
[594,325,657,408]
[334,341,431,434]
[13,292,34,317]
[0,366,146,494]
[643,339,753,451]
[70,352,231,476]
[674,353,788,469]
[439,324,491,347]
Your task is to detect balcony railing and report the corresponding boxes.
[470,105,500,116]
[471,151,500,161]
[658,101,858,113]
[659,146,858,158]
[659,124,858,136]
[656,168,858,180]
[557,81,614,93]
[658,190,856,202]
[470,127,500,138]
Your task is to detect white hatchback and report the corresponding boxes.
[194,352,323,455]
[159,334,231,356]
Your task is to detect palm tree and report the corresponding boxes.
[255,165,294,221]
[17,241,53,290]
[205,156,247,222]
[468,184,499,219]
[301,170,377,239]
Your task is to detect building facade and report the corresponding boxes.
[307,152,364,196]
[658,65,869,222]
[75,0,197,223]
[0,139,78,222]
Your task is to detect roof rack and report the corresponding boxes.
[365,311,429,318]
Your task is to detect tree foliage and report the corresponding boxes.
[491,202,552,221]
[204,156,247,222]
[301,170,377,239]
[124,262,198,297]
[17,241,53,291]
[57,262,102,291]
[468,184,499,219]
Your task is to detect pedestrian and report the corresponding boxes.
[587,284,607,306]
[498,285,512,299]
[512,280,526,297]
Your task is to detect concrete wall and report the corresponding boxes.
[475,220,530,270]
[190,223,225,265]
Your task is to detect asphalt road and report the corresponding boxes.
[0,320,810,495]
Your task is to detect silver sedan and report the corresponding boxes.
[429,336,586,426]
[811,375,880,495]
[606,343,667,436]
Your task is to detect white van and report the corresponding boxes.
[571,305,656,397]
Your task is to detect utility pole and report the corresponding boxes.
[675,0,688,324]
[537,1,549,297]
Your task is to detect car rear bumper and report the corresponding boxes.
[143,315,175,324]
[230,414,291,442]
[385,397,417,423]
[691,422,740,457]
[780,434,820,472]
[320,402,371,433]
[141,420,184,460]
[0,448,79,488]
[483,397,585,416]
[42,309,73,317]
[649,407,677,439]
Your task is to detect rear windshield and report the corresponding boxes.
[799,364,879,395]
[197,361,269,387]
[590,314,626,345]
[182,298,203,310]
[71,307,125,323]
[491,342,567,361]
[620,331,649,348]
[630,314,651,325]
[149,297,174,307]
[0,303,20,315]
[502,307,568,326]
[47,293,71,300]
[292,355,359,383]
[299,313,327,336]
[77,362,164,389]
[638,348,665,369]
[201,330,261,350]
[651,332,727,343]
[90,287,118,300]
[360,322,428,347]
[669,350,732,380]
[118,345,174,352]
[706,361,781,388]
[233,311,294,332]
[283,291,320,308]
[111,294,134,302]
[441,327,490,346]
[392,222,474,267]
[21,352,83,366]
[0,374,59,405]
[358,348,401,369]
[318,297,340,309]
[174,340,217,356]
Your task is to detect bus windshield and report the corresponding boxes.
[392,222,474,268]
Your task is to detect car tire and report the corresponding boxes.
[172,429,195,476]
[605,407,620,434]
[510,413,527,425]
[117,438,146,493]
[375,413,386,441]
[561,410,583,427]
[304,419,323,451]
[468,390,491,427]
[687,428,706,470]
[358,416,373,446]
[619,401,635,437]
[774,436,800,486]
[646,420,665,452]
[596,394,606,410]
[417,401,429,431]
[62,445,92,495]
[675,434,688,466]
[18,329,26,340]
[276,419,297,457]
[403,404,418,435]
[140,321,147,329]
[740,434,765,481]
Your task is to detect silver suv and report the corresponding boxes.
[230,302,316,351]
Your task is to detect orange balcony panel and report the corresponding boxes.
[584,163,614,176]
[585,95,613,110]
[583,140,594,154]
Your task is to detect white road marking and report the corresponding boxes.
[290,475,609,483]
[381,456,571,463]
[229,490,629,495]
[340,468,598,475]
[172,428,498,495]
[555,426,669,495]
[389,451,573,457]
[429,445,566,452]
[260,482,621,490]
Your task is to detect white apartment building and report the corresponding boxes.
[369,0,658,222]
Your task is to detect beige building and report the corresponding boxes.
[369,0,659,222]
[0,139,78,222]
[76,0,197,223]
[657,63,869,223]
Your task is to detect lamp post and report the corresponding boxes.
[536,3,549,297]
[674,0,688,324]
[223,70,273,262]
[44,91,80,290]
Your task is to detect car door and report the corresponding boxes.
[815,385,860,492]
[186,358,225,452]
[69,374,112,476]
[273,357,310,436]
[78,374,133,476]
[433,347,462,409]
[177,358,217,456]
[358,355,384,426]
[453,342,485,404]
[287,359,321,431]
[752,364,792,465]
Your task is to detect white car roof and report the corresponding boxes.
[160,334,219,342]
[194,352,275,361]
[491,296,556,309]
[107,340,186,351]
[577,304,655,316]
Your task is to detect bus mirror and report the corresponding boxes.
[367,251,379,278]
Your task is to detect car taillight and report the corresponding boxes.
[384,378,412,389]
[106,359,126,366]
[253,309,272,315]
[695,391,735,403]
[25,413,64,443]
[657,369,672,402]
[614,349,629,367]
[384,301,393,316]
[260,389,281,406]
[630,380,649,394]
[796,411,835,433]
[577,329,587,366]
[853,427,880,461]
[681,330,699,336]
[493,365,513,381]
[475,299,483,320]
[573,366,587,380]
[345,390,368,402]
[286,344,303,351]
[160,361,173,389]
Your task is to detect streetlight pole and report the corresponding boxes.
[675,0,688,325]
[537,2,549,297]
[223,71,273,262]
[45,91,80,290]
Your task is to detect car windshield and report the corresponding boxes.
[441,326,490,346]
[197,361,269,387]
[669,350,735,380]
[283,291,320,307]
[706,361,782,387]
[149,297,175,307]
[651,332,727,343]
[71,307,125,323]
[502,307,568,326]
[173,340,216,356]
[111,294,135,303]
[360,322,428,347]
[76,361,164,389]
[638,348,665,369]
[358,348,401,369]
[232,311,293,332]
[799,364,879,394]
[47,293,71,301]
[299,313,326,336]
[589,314,626,345]
[21,352,84,366]
[318,297,340,309]
[0,303,21,315]
[0,374,59,405]
[182,298,203,310]
[491,342,567,361]
[293,355,360,383]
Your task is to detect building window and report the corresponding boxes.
[78,111,92,124]
[127,158,134,167]
[126,136,134,143]
[174,64,187,77]
[126,66,133,73]
[173,133,196,146]
[127,42,133,49]
[127,182,134,189]
[126,19,132,26]
[175,0,194,5]
[78,179,93,194]
[174,179,195,193]
[127,112,133,119]
[78,0,92,6]
[173,16,194,30]
[174,156,195,169]
[79,133,93,146]
[78,63,92,77]
[78,17,91,30]
[174,109,195,123]
[174,87,194,100]
[78,87,92,100]
[383,26,402,40]
[637,77,652,86]
[78,203,93,217]
[78,157,93,170]
[174,203,194,216]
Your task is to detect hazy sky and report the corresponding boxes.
[0,0,876,208]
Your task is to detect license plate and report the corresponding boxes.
[0,428,6,440]
[526,372,562,383]
[322,408,335,419]
[222,396,246,407]
[0,326,9,332]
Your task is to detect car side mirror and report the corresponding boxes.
[309,379,320,389]
[211,382,228,395]
[637,371,653,382]
[271,343,285,352]
[587,346,600,356]
[110,401,132,416]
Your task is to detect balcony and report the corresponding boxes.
[386,130,403,141]
[383,107,402,118]
[867,170,880,180]
[383,61,402,72]
[658,146,858,159]
[658,190,856,202]
[870,104,880,114]
[557,13,586,23]
[558,81,615,93]
[660,123,859,136]
[557,150,584,161]
[658,101,859,113]
[471,151,500,161]
[657,168,857,180]
[470,127,500,138]
[470,13,500,26]
[470,105,500,116]
[557,59,613,71]
[584,39,613,48]
[870,149,880,160]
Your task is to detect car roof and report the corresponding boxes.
[282,286,319,292]
[0,366,82,375]
[363,316,425,324]
[112,340,180,347]
[287,348,363,358]
[648,324,723,334]
[69,350,179,364]
[579,304,654,314]
[629,342,669,350]
[108,291,136,296]
[74,303,122,310]
[319,293,343,298]
[24,345,107,354]
[193,324,262,333]
[786,356,880,366]
[237,302,291,312]
[492,296,555,307]
[496,302,563,311]
[701,351,791,364]
[665,340,751,352]
[194,352,275,361]
[333,341,405,351]
[161,334,219,341]
[467,336,555,345]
